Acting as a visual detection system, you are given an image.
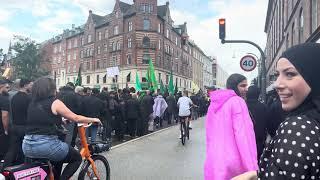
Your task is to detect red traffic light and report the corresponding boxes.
[219,18,226,40]
[219,18,225,25]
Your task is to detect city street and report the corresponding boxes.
[104,117,206,180]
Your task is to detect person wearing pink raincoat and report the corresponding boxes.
[204,73,258,180]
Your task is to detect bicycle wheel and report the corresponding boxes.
[181,121,186,145]
[78,155,110,180]
[186,121,190,140]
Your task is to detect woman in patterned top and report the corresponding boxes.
[234,43,320,180]
[256,43,320,179]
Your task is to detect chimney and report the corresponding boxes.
[89,10,92,14]
[166,1,169,6]
[72,24,75,29]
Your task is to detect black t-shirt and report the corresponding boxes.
[26,97,62,135]
[0,95,9,134]
[11,91,31,126]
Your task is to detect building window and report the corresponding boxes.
[128,38,132,48]
[112,55,117,66]
[97,60,100,69]
[105,29,109,38]
[88,34,92,43]
[180,79,182,87]
[166,75,169,85]
[67,66,71,73]
[103,75,106,83]
[87,61,90,70]
[158,73,161,83]
[104,43,108,52]
[74,39,78,48]
[175,37,178,45]
[142,54,150,64]
[80,50,84,58]
[299,8,304,43]
[96,75,100,84]
[112,42,116,51]
[166,28,170,38]
[97,46,101,55]
[143,19,150,30]
[143,36,150,48]
[81,38,84,46]
[291,22,295,46]
[128,21,133,32]
[98,32,102,41]
[158,39,161,50]
[54,46,57,53]
[312,0,318,32]
[114,25,119,35]
[127,54,132,64]
[73,65,76,72]
[68,41,72,49]
[67,54,71,61]
[73,51,77,60]
[86,75,90,84]
[116,41,121,50]
[158,23,161,33]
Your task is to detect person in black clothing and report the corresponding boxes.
[126,94,140,137]
[82,88,105,143]
[266,90,284,137]
[0,80,9,161]
[3,79,32,168]
[140,90,154,133]
[57,85,82,147]
[22,77,101,179]
[246,85,269,160]
[166,93,176,124]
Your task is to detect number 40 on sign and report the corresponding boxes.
[240,55,257,72]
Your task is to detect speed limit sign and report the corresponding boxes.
[240,55,257,72]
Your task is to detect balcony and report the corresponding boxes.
[137,43,156,50]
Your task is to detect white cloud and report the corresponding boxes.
[72,0,116,16]
[37,10,77,33]
[0,9,11,23]
[31,0,51,17]
[0,27,14,53]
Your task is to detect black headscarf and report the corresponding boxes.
[226,73,246,96]
[247,85,260,101]
[279,43,320,122]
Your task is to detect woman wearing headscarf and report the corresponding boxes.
[204,73,258,180]
[256,43,320,179]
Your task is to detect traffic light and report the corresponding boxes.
[219,18,226,40]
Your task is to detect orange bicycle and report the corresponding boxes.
[1,123,110,180]
[77,123,110,180]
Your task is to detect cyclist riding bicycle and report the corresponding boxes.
[22,77,101,179]
[177,90,194,138]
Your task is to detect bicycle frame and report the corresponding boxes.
[78,124,101,179]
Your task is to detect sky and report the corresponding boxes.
[0,0,268,81]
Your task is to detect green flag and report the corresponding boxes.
[75,64,82,86]
[135,72,142,91]
[160,79,165,94]
[148,58,158,91]
[168,71,174,94]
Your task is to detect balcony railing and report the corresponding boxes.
[137,43,156,50]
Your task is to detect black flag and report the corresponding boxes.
[126,72,131,82]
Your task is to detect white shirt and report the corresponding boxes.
[177,96,193,116]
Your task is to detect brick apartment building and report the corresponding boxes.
[264,0,320,86]
[43,0,212,91]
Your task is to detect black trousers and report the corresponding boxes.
[127,118,137,137]
[3,126,25,168]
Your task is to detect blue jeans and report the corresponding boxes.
[86,125,98,143]
[22,135,69,162]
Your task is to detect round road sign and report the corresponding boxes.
[240,55,257,72]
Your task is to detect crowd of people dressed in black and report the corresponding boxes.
[0,78,210,178]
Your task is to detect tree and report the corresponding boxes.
[11,36,48,80]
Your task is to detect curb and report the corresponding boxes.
[110,124,178,150]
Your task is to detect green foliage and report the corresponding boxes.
[11,35,48,80]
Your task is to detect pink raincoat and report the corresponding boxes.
[204,90,258,180]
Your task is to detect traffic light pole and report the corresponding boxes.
[221,39,267,103]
